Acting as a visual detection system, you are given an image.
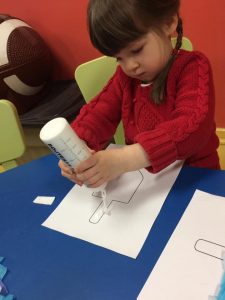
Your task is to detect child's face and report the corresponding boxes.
[115,30,173,82]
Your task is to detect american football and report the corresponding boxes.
[0,14,52,114]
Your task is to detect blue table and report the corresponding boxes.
[0,154,225,300]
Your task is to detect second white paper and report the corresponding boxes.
[138,189,225,299]
[42,161,182,258]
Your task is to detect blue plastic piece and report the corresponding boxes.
[215,259,225,300]
[0,258,14,299]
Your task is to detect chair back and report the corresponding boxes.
[0,100,25,172]
[75,56,124,144]
[75,37,193,145]
[171,36,193,51]
[217,128,225,170]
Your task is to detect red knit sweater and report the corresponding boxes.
[71,50,220,173]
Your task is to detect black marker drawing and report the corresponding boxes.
[194,239,225,261]
[89,170,144,224]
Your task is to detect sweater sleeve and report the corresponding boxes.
[135,52,216,173]
[71,67,126,150]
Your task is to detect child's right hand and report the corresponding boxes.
[58,160,83,186]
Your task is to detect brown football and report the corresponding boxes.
[0,14,52,114]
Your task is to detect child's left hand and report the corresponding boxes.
[75,144,150,188]
[75,148,125,188]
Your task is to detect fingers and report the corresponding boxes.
[75,155,96,173]
[58,159,107,188]
[58,160,83,185]
[58,160,71,173]
[77,170,104,187]
[76,158,102,182]
[86,177,106,188]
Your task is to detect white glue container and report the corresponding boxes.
[39,117,108,213]
[40,117,91,169]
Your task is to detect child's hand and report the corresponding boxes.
[58,160,83,186]
[58,147,96,185]
[59,144,150,188]
[75,148,125,188]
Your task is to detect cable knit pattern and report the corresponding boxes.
[172,55,210,142]
[71,50,220,173]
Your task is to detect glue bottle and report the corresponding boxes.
[39,117,109,213]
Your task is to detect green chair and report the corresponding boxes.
[75,37,193,145]
[216,128,225,170]
[75,56,124,144]
[171,36,193,51]
[0,99,26,172]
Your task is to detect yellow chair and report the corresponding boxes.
[216,128,225,170]
[0,99,26,172]
[75,37,193,145]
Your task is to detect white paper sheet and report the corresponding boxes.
[42,161,182,258]
[33,196,55,205]
[138,190,225,299]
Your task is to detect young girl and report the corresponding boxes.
[59,0,220,187]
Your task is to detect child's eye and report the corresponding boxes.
[131,46,143,54]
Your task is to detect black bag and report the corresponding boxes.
[20,80,85,126]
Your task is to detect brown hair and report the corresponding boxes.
[87,0,183,104]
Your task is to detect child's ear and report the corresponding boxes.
[163,14,179,37]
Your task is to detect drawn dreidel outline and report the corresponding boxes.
[89,170,144,224]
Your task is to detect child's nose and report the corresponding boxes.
[125,58,139,73]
